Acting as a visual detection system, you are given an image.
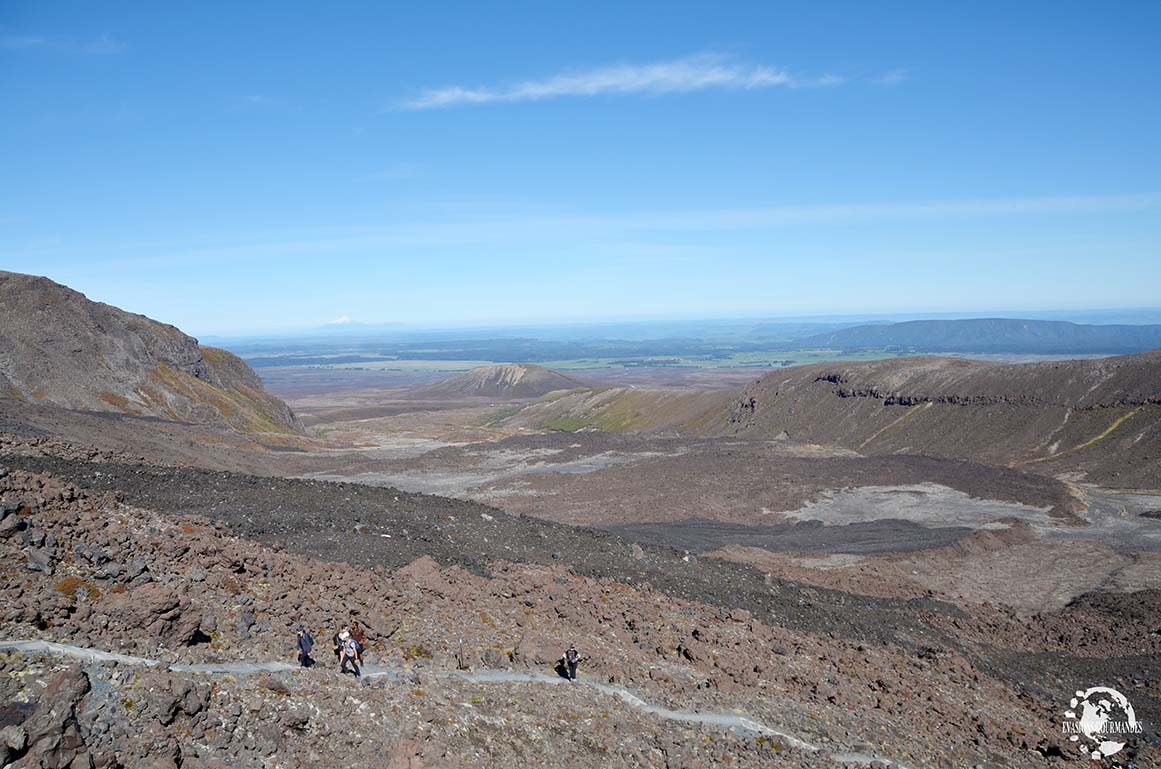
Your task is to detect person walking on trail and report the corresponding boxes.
[349,620,367,658]
[339,629,362,678]
[329,622,345,664]
[562,643,582,681]
[294,626,314,668]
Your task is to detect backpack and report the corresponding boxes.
[301,632,314,654]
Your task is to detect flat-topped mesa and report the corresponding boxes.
[419,363,587,399]
[799,352,1161,409]
[0,271,302,435]
[724,352,1161,486]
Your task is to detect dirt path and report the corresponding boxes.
[0,639,913,768]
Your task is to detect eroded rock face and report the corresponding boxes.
[418,364,586,400]
[723,351,1161,487]
[100,584,203,647]
[512,632,555,666]
[0,270,302,435]
[136,672,210,727]
[7,669,91,769]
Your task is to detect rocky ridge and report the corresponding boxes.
[483,351,1161,487]
[418,364,586,399]
[0,271,302,435]
[720,352,1161,486]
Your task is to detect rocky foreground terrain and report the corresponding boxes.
[1,436,1158,768]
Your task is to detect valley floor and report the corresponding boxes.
[1,371,1159,768]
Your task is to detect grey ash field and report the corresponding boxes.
[2,272,1161,768]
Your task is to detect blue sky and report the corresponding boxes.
[2,1,1159,334]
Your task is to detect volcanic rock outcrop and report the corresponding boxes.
[720,351,1161,486]
[0,271,301,434]
[419,364,585,399]
[487,350,1161,485]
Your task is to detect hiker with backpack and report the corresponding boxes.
[332,625,348,666]
[349,620,367,659]
[561,643,584,681]
[294,626,314,668]
[338,629,362,678]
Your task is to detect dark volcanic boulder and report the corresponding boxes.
[8,669,91,769]
[100,583,203,646]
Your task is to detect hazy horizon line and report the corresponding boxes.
[196,306,1161,340]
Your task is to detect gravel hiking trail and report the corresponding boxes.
[0,639,914,768]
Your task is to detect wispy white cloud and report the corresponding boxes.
[399,53,845,110]
[0,35,49,50]
[874,69,909,86]
[0,32,124,55]
[325,315,352,325]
